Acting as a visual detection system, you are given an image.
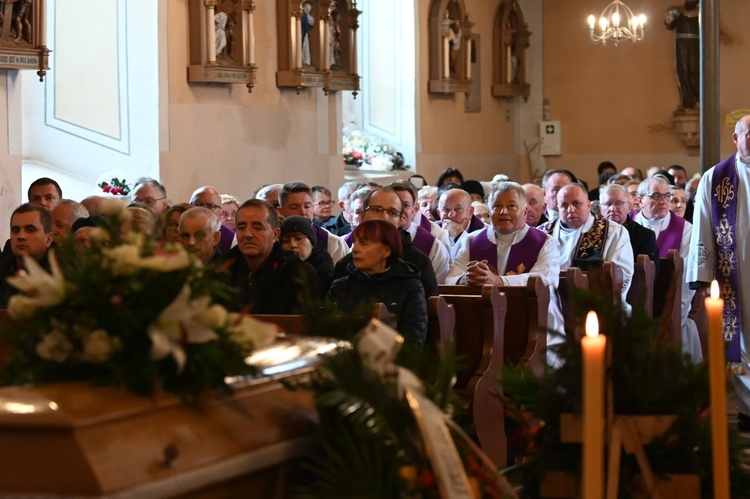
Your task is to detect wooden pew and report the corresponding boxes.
[252,303,394,336]
[689,286,709,360]
[440,276,550,376]
[627,254,656,317]
[427,296,454,361]
[439,285,507,468]
[653,250,683,347]
[581,262,624,307]
[557,267,588,337]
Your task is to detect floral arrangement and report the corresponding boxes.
[291,308,514,498]
[1,203,276,397]
[98,177,131,196]
[342,122,411,171]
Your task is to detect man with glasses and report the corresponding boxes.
[322,181,359,236]
[438,188,484,259]
[278,182,349,265]
[391,181,450,283]
[540,183,634,304]
[599,184,658,273]
[635,175,701,362]
[190,186,236,255]
[332,187,438,298]
[131,178,169,215]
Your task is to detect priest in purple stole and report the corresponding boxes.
[445,182,565,366]
[635,175,702,362]
[391,181,451,283]
[689,115,750,429]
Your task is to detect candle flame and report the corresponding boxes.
[710,280,720,300]
[585,311,599,338]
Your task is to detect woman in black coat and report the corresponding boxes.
[279,215,334,295]
[329,219,427,346]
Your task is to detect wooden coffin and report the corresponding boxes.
[0,338,339,497]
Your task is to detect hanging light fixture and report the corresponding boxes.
[587,0,646,46]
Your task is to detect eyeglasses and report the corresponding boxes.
[166,221,179,231]
[440,206,465,216]
[192,201,221,211]
[134,196,166,206]
[314,200,335,207]
[600,200,628,209]
[221,210,237,218]
[365,206,402,218]
[670,197,687,204]
[644,192,673,202]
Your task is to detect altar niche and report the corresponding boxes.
[492,0,531,101]
[187,0,258,93]
[428,0,473,95]
[0,0,50,81]
[276,0,361,96]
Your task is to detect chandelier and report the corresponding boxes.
[587,0,646,46]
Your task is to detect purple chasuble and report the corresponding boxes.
[418,214,433,232]
[344,231,353,248]
[412,226,436,256]
[629,210,639,222]
[655,214,686,259]
[312,224,329,251]
[218,225,235,255]
[469,227,547,275]
[711,154,742,363]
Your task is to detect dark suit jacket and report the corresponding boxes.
[623,218,660,275]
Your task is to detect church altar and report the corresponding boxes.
[0,336,346,497]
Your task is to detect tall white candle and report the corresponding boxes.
[706,281,730,499]
[582,311,606,499]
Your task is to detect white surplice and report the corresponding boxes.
[407,223,451,284]
[445,224,566,366]
[548,215,634,303]
[688,155,750,413]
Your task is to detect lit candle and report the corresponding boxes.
[582,311,606,499]
[706,280,730,499]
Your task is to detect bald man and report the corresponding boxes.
[523,183,547,226]
[190,186,236,254]
[688,114,750,429]
[438,188,484,259]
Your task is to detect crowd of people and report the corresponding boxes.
[3,115,750,426]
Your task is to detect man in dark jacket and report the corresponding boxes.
[599,184,659,274]
[222,200,318,314]
[0,204,56,308]
[333,187,438,298]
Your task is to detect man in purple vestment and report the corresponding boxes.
[190,186,236,255]
[688,115,750,429]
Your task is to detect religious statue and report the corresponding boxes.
[215,11,228,56]
[665,0,699,114]
[301,2,314,66]
[448,21,461,75]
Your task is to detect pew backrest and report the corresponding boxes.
[439,285,507,467]
[427,296,454,361]
[582,262,624,306]
[627,254,655,317]
[557,267,588,337]
[654,250,683,347]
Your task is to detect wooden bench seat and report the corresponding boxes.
[440,276,550,376]
[627,254,656,317]
[439,285,507,467]
[557,267,588,337]
[653,250,683,348]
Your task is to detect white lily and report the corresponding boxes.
[148,285,218,372]
[6,252,66,320]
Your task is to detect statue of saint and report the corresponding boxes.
[665,0,699,113]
